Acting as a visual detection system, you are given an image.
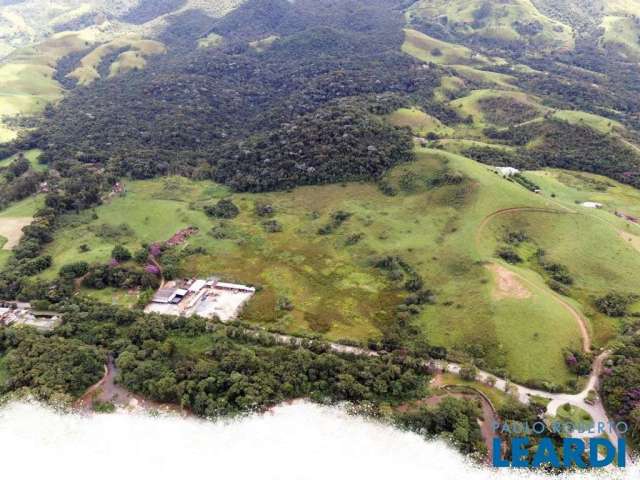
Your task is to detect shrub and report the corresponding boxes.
[59,261,89,280]
[205,199,239,219]
[255,202,275,217]
[459,364,478,381]
[496,247,522,264]
[262,220,283,233]
[111,245,132,262]
[595,292,634,317]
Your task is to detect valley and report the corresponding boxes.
[0,0,639,467]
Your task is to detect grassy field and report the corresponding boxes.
[198,33,224,48]
[249,35,279,52]
[401,29,517,91]
[0,149,46,172]
[387,107,454,137]
[69,37,166,85]
[31,143,640,387]
[438,372,513,409]
[554,403,593,425]
[82,287,140,308]
[601,15,640,58]
[407,0,574,51]
[402,29,493,67]
[0,195,45,268]
[0,29,100,142]
[448,89,548,129]
[552,110,624,134]
[37,148,592,386]
[478,167,640,345]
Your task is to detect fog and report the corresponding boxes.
[0,400,633,480]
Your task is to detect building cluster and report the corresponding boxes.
[145,277,256,322]
[0,302,61,331]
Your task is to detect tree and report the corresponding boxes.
[595,292,633,317]
[204,199,240,219]
[59,261,89,280]
[112,245,132,262]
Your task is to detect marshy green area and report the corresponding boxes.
[30,145,640,388]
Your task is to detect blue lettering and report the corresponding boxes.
[617,439,626,468]
[562,438,586,468]
[532,438,560,468]
[511,438,530,468]
[492,438,510,467]
[589,438,615,468]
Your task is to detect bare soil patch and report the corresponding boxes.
[0,217,31,250]
[619,230,640,253]
[486,263,531,300]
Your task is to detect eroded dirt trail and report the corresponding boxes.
[476,207,592,352]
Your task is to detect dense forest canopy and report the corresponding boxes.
[22,0,436,191]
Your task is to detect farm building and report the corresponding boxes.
[215,282,256,293]
[0,302,60,331]
[152,287,179,304]
[145,277,255,322]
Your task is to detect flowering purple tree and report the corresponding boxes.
[145,264,161,276]
[150,243,162,257]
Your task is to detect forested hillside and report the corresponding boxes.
[22,0,436,191]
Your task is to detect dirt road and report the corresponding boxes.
[476,207,592,352]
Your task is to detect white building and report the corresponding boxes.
[495,166,520,177]
[581,202,603,209]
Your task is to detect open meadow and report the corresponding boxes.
[35,147,633,387]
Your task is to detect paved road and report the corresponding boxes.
[267,331,629,459]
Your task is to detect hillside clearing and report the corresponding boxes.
[0,217,32,250]
[486,263,531,300]
[619,230,640,253]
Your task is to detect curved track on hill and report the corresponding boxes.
[475,206,592,352]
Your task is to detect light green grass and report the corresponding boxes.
[402,28,494,66]
[526,169,640,219]
[0,195,44,268]
[249,35,279,52]
[0,149,46,172]
[449,89,547,128]
[555,403,593,425]
[387,107,453,136]
[198,33,224,49]
[601,15,640,58]
[439,372,512,409]
[0,195,44,219]
[407,0,574,51]
[81,288,140,308]
[476,171,640,346]
[450,65,517,90]
[0,29,101,139]
[38,149,627,385]
[552,110,624,134]
[70,38,165,85]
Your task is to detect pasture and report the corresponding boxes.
[407,0,574,51]
[0,149,46,172]
[387,108,453,137]
[0,195,43,268]
[37,148,593,386]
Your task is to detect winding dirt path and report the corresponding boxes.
[475,207,571,247]
[476,206,592,352]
